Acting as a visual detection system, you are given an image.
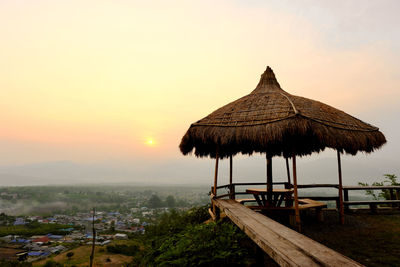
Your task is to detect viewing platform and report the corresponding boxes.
[213,198,363,267]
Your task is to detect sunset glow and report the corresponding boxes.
[145,138,156,147]
[0,0,399,166]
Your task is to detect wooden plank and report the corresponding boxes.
[247,188,294,194]
[235,198,257,204]
[300,196,339,201]
[297,184,339,188]
[216,201,319,266]
[214,199,363,267]
[208,208,216,221]
[343,186,400,190]
[344,200,400,205]
[245,199,326,211]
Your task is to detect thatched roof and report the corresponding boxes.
[180,67,386,158]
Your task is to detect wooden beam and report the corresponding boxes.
[292,154,301,232]
[337,150,345,224]
[285,157,291,187]
[214,199,363,267]
[212,149,220,215]
[266,154,273,206]
[229,155,234,199]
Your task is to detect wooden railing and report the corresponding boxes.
[211,182,400,211]
[342,185,400,211]
[211,182,340,207]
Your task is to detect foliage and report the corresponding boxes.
[132,205,258,267]
[144,206,209,244]
[165,195,176,208]
[66,251,74,259]
[0,222,72,237]
[150,222,253,267]
[0,260,32,267]
[0,213,15,226]
[43,260,64,267]
[0,185,209,216]
[358,174,399,200]
[147,195,163,208]
[106,243,140,256]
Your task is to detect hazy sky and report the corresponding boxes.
[0,1,399,185]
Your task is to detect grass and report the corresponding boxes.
[33,244,133,267]
[300,209,400,267]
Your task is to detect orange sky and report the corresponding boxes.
[0,0,399,166]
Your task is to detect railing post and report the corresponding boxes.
[292,154,301,232]
[212,149,220,216]
[229,184,235,200]
[389,189,395,208]
[285,157,291,186]
[337,150,345,225]
[266,154,273,206]
[344,188,349,212]
[229,155,234,199]
[396,189,400,209]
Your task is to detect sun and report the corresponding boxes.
[145,138,156,146]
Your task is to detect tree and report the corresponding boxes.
[109,220,115,232]
[66,252,74,260]
[148,194,162,208]
[43,260,63,267]
[359,174,399,200]
[165,195,176,208]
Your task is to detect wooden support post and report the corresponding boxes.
[229,155,234,199]
[292,154,301,232]
[285,157,291,187]
[337,150,345,225]
[212,149,220,216]
[389,189,394,200]
[344,188,349,213]
[389,189,395,208]
[370,204,377,214]
[396,190,400,209]
[266,154,273,206]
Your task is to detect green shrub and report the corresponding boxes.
[0,259,32,267]
[150,221,253,267]
[359,174,399,200]
[135,205,258,267]
[43,260,64,267]
[106,243,139,256]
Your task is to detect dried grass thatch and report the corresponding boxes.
[180,67,386,158]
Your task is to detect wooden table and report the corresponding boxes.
[246,188,294,207]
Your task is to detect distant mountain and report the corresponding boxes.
[0,155,398,186]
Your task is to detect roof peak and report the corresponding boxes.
[256,66,281,88]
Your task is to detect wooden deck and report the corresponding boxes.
[213,199,363,267]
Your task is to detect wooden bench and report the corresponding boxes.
[343,186,400,212]
[237,198,327,222]
[213,199,363,267]
[235,198,257,204]
[239,198,326,209]
[344,200,400,212]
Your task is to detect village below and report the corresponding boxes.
[0,185,209,265]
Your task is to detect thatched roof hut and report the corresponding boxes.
[180,67,386,158]
[179,66,386,227]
